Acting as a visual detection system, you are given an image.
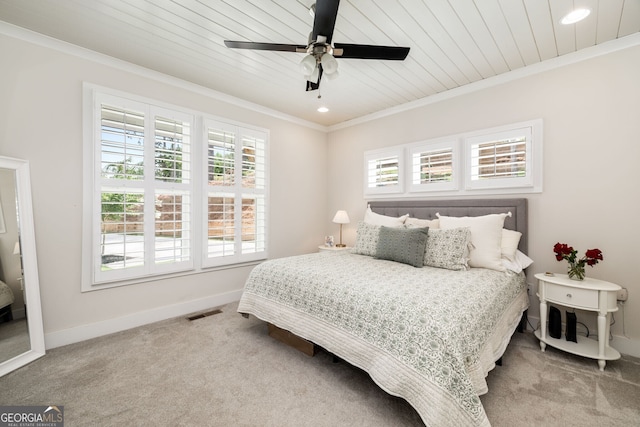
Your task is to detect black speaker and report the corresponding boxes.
[566,311,577,343]
[548,306,562,339]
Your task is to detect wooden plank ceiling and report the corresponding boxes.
[1,0,639,127]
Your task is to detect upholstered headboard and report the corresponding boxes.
[368,198,528,253]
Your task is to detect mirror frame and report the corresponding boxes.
[0,155,45,376]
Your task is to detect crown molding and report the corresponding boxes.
[3,20,638,134]
[0,21,328,133]
[329,32,640,132]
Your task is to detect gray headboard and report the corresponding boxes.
[369,198,528,253]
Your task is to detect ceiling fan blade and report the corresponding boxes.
[333,43,410,60]
[224,40,307,53]
[312,0,340,43]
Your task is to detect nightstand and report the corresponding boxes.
[534,273,621,371]
[318,245,351,252]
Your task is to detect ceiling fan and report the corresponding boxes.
[224,0,410,92]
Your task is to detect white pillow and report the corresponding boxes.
[502,250,534,274]
[501,228,522,262]
[405,217,440,229]
[437,213,510,271]
[364,207,408,227]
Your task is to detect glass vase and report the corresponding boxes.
[567,262,585,281]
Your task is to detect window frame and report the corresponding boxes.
[407,138,460,193]
[463,120,541,192]
[202,119,268,268]
[363,147,404,196]
[363,119,542,199]
[82,84,268,292]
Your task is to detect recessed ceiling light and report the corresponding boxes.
[317,106,329,113]
[561,8,591,25]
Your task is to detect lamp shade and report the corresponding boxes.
[332,210,350,224]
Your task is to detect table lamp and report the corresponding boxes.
[332,210,350,247]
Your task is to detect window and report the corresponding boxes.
[464,120,542,191]
[84,87,268,290]
[204,120,267,267]
[408,139,459,193]
[364,148,404,195]
[363,119,542,198]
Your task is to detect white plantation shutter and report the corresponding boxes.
[152,111,192,272]
[364,148,404,195]
[414,148,452,183]
[369,156,399,187]
[93,94,195,285]
[409,139,458,192]
[204,119,268,267]
[465,122,539,191]
[100,105,145,181]
[86,88,269,290]
[363,120,541,198]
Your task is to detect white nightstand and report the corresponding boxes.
[318,245,351,252]
[534,273,621,371]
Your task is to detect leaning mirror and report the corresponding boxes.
[0,155,45,376]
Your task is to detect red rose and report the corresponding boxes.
[585,248,603,260]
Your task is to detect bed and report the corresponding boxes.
[237,198,530,427]
[0,280,15,323]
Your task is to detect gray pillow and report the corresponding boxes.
[375,226,429,268]
[424,228,470,271]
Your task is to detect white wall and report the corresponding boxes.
[0,31,328,348]
[326,44,640,356]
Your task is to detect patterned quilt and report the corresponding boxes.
[0,280,14,309]
[238,251,528,426]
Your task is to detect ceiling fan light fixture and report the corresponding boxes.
[224,0,410,92]
[307,65,320,83]
[300,54,317,75]
[320,53,338,74]
[561,8,591,25]
[325,69,339,81]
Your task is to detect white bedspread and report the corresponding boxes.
[0,280,15,309]
[238,251,528,426]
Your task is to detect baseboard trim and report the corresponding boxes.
[44,290,243,350]
[610,336,640,359]
[11,306,26,320]
[524,314,640,358]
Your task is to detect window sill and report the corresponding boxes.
[81,259,264,293]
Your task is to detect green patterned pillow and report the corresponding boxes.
[375,226,429,268]
[352,222,382,257]
[424,228,471,271]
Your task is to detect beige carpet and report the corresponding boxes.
[1,302,638,426]
[0,318,29,362]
